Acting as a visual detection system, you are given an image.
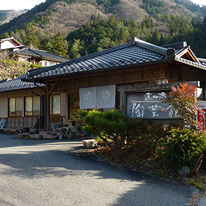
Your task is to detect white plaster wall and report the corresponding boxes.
[60,93,68,119]
[1,41,14,49]
[0,89,44,118]
[0,96,8,118]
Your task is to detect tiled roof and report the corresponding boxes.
[21,37,206,82]
[198,58,206,67]
[0,75,44,92]
[15,48,69,62]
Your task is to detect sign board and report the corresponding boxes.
[198,101,206,131]
[127,91,178,119]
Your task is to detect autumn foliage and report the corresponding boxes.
[167,83,197,126]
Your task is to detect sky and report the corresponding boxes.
[0,0,46,10]
[191,0,206,6]
[0,0,205,11]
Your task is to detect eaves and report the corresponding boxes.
[22,58,174,83]
[175,56,206,71]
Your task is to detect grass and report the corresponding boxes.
[187,174,206,191]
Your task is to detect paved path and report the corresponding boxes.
[0,134,196,206]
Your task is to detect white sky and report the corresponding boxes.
[0,0,46,10]
[191,0,206,6]
[0,0,205,11]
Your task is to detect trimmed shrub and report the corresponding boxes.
[121,120,167,160]
[79,110,126,147]
[162,128,206,171]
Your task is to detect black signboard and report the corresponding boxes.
[127,91,178,119]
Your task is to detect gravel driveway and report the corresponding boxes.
[0,134,196,206]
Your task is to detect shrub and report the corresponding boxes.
[120,119,166,160]
[119,118,146,146]
[162,128,206,171]
[165,83,197,127]
[79,110,126,147]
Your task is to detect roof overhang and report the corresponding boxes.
[21,59,173,83]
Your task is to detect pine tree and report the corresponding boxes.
[0,32,10,39]
[70,39,83,59]
[53,32,68,57]
[27,26,40,49]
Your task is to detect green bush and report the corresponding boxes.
[162,128,206,171]
[120,119,166,160]
[79,110,126,147]
[119,118,146,146]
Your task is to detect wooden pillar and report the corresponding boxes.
[45,80,50,131]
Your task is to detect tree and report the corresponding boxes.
[53,32,69,57]
[166,83,198,127]
[0,51,25,80]
[151,29,160,44]
[79,110,126,147]
[70,39,83,59]
[97,37,112,51]
[0,32,10,39]
[26,26,40,49]
[41,38,53,52]
[0,51,41,80]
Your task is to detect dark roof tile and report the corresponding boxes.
[20,37,206,82]
[15,48,69,62]
[0,75,44,92]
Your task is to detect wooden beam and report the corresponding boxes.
[49,80,59,96]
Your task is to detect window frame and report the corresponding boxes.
[8,97,23,117]
[50,94,60,115]
[25,96,41,117]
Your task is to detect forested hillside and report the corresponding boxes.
[0,10,26,25]
[66,15,206,58]
[0,0,206,58]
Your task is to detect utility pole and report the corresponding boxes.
[25,46,27,74]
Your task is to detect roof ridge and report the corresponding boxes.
[163,41,187,49]
[132,37,175,57]
[26,42,131,78]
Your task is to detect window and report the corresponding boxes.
[48,62,56,66]
[9,97,23,117]
[50,94,60,114]
[25,96,40,116]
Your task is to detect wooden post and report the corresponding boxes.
[45,80,50,131]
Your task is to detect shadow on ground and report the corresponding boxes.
[0,134,195,206]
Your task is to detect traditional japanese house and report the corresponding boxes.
[0,76,44,129]
[1,37,206,130]
[0,37,24,51]
[0,37,69,66]
[0,76,69,130]
[12,47,69,66]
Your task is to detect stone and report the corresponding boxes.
[29,134,41,140]
[179,166,190,176]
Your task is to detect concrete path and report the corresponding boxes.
[0,134,196,206]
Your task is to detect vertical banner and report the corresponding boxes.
[96,85,116,109]
[79,85,116,109]
[198,101,206,131]
[79,87,96,109]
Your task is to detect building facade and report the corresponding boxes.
[1,37,206,130]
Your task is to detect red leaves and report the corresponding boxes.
[168,83,197,126]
